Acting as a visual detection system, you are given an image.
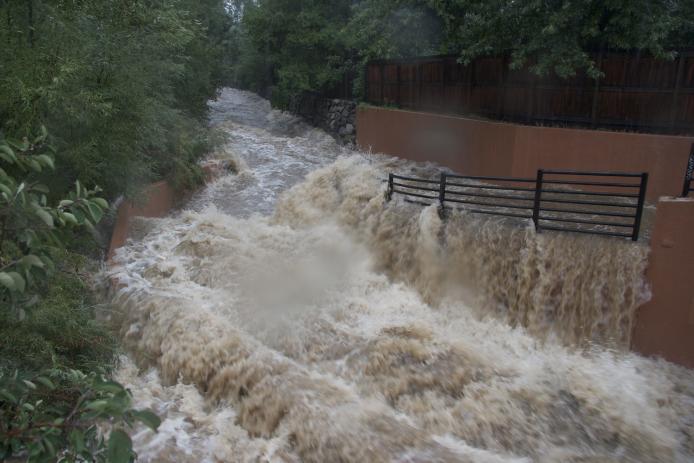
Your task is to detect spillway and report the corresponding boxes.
[108,89,694,463]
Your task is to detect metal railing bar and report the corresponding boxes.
[443,190,535,201]
[538,216,634,228]
[392,182,440,193]
[387,168,649,241]
[444,174,536,183]
[444,198,533,210]
[403,198,435,206]
[541,180,640,188]
[392,189,439,200]
[539,188,639,198]
[392,174,440,184]
[538,225,633,238]
[444,182,536,192]
[631,173,648,241]
[444,207,533,220]
[538,207,636,218]
[541,170,643,178]
[539,197,637,208]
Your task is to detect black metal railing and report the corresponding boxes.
[682,144,694,197]
[386,169,650,241]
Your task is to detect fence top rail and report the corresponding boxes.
[541,169,644,178]
[540,179,641,188]
[445,174,536,183]
[385,168,648,240]
[391,174,440,184]
[446,182,536,192]
[539,188,639,198]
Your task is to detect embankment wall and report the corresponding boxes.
[357,106,694,201]
[357,106,694,368]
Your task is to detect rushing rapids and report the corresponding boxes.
[108,89,694,462]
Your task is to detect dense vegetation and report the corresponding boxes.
[228,0,694,107]
[1,1,231,460]
[1,0,232,199]
[2,0,693,460]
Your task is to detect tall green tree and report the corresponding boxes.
[427,0,690,77]
[0,0,231,199]
[228,0,694,104]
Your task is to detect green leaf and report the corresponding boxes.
[92,380,126,394]
[85,399,109,411]
[35,208,54,227]
[0,145,16,164]
[7,272,25,293]
[107,429,132,463]
[43,437,56,457]
[0,272,14,291]
[59,199,74,208]
[62,212,78,225]
[87,201,104,223]
[132,410,161,431]
[34,376,55,389]
[32,183,50,194]
[40,255,55,272]
[27,159,42,172]
[7,138,29,151]
[75,180,82,197]
[0,389,18,403]
[20,254,44,269]
[73,208,86,224]
[33,126,48,144]
[92,197,109,209]
[37,155,54,169]
[22,380,36,390]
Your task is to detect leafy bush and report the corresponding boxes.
[0,369,160,462]
[0,0,230,200]
[0,131,108,316]
[0,258,117,373]
[0,129,157,462]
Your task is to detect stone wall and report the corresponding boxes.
[290,92,356,147]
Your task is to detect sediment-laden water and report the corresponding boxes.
[108,89,694,462]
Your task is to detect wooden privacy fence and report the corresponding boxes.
[386,169,649,241]
[365,51,694,134]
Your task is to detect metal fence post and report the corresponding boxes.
[438,173,447,218]
[681,145,694,197]
[386,173,394,201]
[532,169,544,231]
[632,172,649,241]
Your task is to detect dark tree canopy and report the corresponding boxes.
[228,0,694,105]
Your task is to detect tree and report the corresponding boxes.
[0,0,230,199]
[427,0,689,78]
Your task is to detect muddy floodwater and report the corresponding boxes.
[107,89,694,462]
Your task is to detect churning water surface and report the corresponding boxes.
[108,89,694,463]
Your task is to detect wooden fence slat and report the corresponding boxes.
[365,51,694,134]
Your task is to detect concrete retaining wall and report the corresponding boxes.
[107,181,177,261]
[357,105,694,367]
[631,198,694,368]
[357,106,694,201]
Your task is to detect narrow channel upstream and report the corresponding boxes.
[108,89,694,463]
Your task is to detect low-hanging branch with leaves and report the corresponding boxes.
[0,127,108,317]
